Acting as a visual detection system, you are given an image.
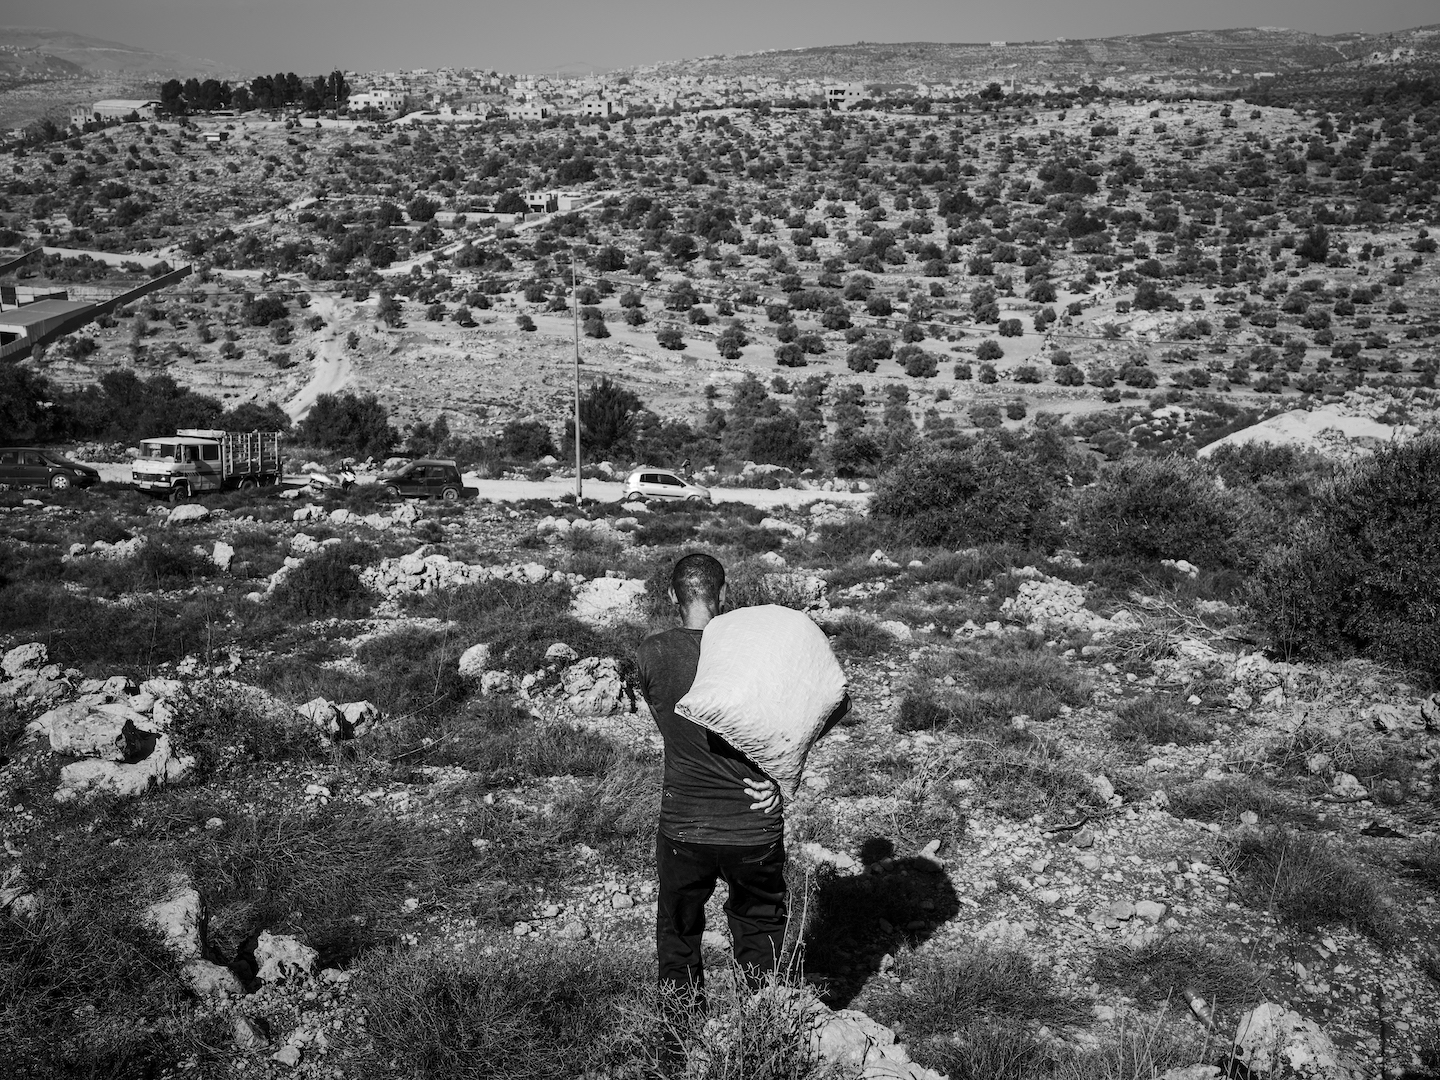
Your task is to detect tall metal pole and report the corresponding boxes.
[572,248,582,502]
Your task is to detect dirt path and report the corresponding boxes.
[284,296,353,423]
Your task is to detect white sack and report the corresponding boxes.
[675,604,847,794]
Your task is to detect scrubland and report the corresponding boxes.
[0,430,1437,1080]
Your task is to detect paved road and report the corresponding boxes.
[455,477,869,510]
[88,464,868,510]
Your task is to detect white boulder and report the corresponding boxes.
[2,642,47,679]
[562,657,626,717]
[166,503,211,526]
[458,643,493,681]
[1232,1003,1354,1079]
[254,931,318,983]
[569,577,648,628]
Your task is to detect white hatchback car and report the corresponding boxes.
[623,468,711,503]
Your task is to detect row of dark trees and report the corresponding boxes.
[0,366,288,446]
[157,71,349,116]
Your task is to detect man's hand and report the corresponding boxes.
[745,776,781,814]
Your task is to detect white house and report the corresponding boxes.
[825,84,867,110]
[86,99,161,122]
[347,90,406,117]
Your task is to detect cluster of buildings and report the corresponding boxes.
[53,55,1242,137]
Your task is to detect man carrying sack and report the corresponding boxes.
[636,553,848,1001]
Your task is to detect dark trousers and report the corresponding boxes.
[655,830,788,993]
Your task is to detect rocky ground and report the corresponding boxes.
[1,479,1438,1079]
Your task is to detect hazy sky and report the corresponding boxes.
[8,0,1438,75]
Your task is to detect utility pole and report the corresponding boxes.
[572,248,582,502]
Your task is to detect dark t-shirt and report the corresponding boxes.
[636,626,782,847]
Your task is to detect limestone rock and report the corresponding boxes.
[480,670,516,695]
[296,697,343,740]
[184,959,244,997]
[545,642,579,665]
[759,516,807,539]
[1001,578,1110,632]
[338,700,378,737]
[32,701,161,758]
[54,734,192,801]
[144,882,203,960]
[234,1016,271,1050]
[1330,772,1368,799]
[562,657,626,717]
[272,1044,302,1067]
[878,620,913,642]
[807,1000,945,1080]
[166,503,211,526]
[1135,900,1168,923]
[212,540,235,571]
[569,577,647,628]
[2,642,47,679]
[255,930,318,983]
[458,643,492,681]
[1232,1003,1355,1079]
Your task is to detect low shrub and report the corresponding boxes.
[169,681,325,775]
[872,435,1070,548]
[1225,827,1397,942]
[860,947,1084,1080]
[186,799,466,967]
[827,615,897,657]
[0,586,229,671]
[1091,935,1265,1016]
[399,578,645,683]
[1071,456,1245,568]
[1249,436,1440,677]
[1109,695,1213,747]
[357,939,654,1079]
[270,541,379,619]
[0,825,203,1079]
[1167,776,1316,827]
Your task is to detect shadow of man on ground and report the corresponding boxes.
[790,836,961,1009]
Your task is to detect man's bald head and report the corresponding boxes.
[671,552,725,611]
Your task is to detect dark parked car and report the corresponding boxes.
[0,447,101,491]
[377,458,476,501]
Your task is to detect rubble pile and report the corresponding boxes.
[26,671,193,801]
[361,550,585,598]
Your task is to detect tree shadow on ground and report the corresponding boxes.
[793,836,961,1008]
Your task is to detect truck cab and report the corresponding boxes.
[131,429,281,500]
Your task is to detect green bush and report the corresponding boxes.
[1072,456,1244,568]
[1249,437,1440,677]
[296,391,397,458]
[872,435,1068,548]
[270,541,378,619]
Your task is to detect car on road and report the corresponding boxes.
[622,467,711,503]
[377,458,476,501]
[0,447,101,491]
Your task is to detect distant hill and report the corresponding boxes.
[0,26,228,81]
[637,24,1440,88]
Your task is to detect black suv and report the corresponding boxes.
[377,458,476,501]
[0,447,101,491]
